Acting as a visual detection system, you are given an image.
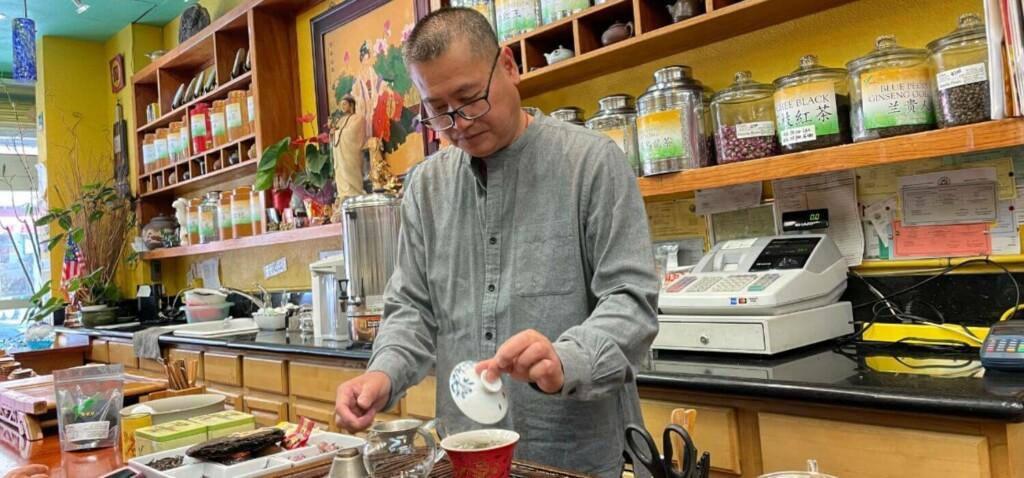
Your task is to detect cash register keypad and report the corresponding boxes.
[747,273,781,292]
[666,276,697,293]
[684,277,723,293]
[708,274,758,292]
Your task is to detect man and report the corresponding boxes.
[334,7,658,476]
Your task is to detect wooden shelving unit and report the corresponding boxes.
[141,223,342,260]
[131,0,315,260]
[503,0,854,98]
[638,119,1024,197]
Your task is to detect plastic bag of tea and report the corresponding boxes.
[54,363,125,451]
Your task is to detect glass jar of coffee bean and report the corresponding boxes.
[711,71,779,164]
[928,13,991,128]
[772,55,852,153]
[848,35,936,142]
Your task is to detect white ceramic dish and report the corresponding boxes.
[449,360,508,424]
[128,431,365,478]
[253,310,287,330]
[172,318,259,338]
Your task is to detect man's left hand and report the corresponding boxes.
[475,329,564,393]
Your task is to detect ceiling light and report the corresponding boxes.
[0,14,7,20]
[71,0,89,14]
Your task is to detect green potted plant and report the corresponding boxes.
[254,114,335,219]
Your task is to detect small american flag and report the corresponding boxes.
[61,235,84,292]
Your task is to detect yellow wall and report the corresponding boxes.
[163,0,246,51]
[297,1,333,138]
[36,36,114,292]
[525,0,980,112]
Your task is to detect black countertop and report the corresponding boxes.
[58,326,1024,421]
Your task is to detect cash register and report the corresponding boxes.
[654,234,854,355]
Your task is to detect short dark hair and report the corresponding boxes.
[403,7,499,65]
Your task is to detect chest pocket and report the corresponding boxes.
[514,220,578,296]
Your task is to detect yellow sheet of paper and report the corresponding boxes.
[646,198,705,241]
[857,155,1016,200]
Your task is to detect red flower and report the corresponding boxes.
[316,132,330,144]
[291,137,307,147]
[372,94,392,143]
[297,113,316,124]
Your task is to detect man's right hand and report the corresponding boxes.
[334,371,392,432]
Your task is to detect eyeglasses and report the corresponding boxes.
[421,51,501,132]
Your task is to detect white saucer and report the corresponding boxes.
[449,360,508,424]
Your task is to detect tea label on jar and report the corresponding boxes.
[226,104,243,129]
[495,0,539,41]
[247,96,255,122]
[154,139,168,161]
[637,110,688,165]
[191,114,208,137]
[735,121,775,139]
[861,67,935,128]
[774,80,839,146]
[936,62,987,91]
[232,203,252,225]
[219,207,232,229]
[211,113,227,138]
[601,127,627,153]
[199,210,216,237]
[142,143,155,166]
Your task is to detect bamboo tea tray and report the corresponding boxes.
[0,373,166,440]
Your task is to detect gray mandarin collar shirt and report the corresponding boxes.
[367,110,659,477]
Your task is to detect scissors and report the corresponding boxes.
[625,423,699,478]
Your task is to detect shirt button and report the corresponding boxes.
[487,284,495,292]
[485,332,493,340]
[489,237,497,245]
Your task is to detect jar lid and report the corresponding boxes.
[846,35,929,73]
[204,191,221,200]
[712,71,774,103]
[597,94,636,113]
[641,65,703,100]
[551,106,585,123]
[343,192,399,210]
[927,13,986,52]
[773,55,848,89]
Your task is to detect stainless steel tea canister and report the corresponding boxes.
[636,65,710,176]
[586,94,640,176]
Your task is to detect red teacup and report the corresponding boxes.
[441,429,520,478]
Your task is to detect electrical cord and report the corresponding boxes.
[843,258,1021,345]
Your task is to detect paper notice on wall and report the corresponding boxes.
[899,167,998,226]
[863,197,897,248]
[892,220,991,258]
[859,154,1015,200]
[863,221,883,260]
[694,183,762,216]
[264,258,287,279]
[646,198,705,241]
[198,258,221,290]
[991,200,1020,255]
[772,170,864,267]
[1013,186,1024,226]
[709,204,778,245]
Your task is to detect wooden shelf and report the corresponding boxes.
[639,119,1024,197]
[137,72,253,134]
[512,0,854,98]
[141,223,343,260]
[142,134,257,197]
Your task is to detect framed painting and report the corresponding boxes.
[110,53,125,93]
[312,0,432,179]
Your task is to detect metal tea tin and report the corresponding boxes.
[451,0,497,32]
[495,0,541,42]
[636,65,710,176]
[551,106,585,125]
[586,94,640,176]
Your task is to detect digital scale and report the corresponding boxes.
[654,235,854,355]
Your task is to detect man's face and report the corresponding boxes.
[410,40,522,158]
